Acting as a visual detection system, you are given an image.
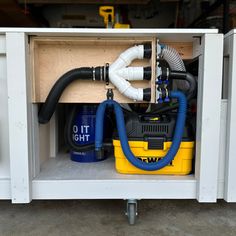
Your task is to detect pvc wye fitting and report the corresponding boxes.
[108,44,152,101]
[109,72,141,101]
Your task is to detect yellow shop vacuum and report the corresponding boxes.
[113,113,194,175]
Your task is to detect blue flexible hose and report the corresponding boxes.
[95,90,187,171]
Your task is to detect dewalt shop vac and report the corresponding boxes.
[38,42,196,175]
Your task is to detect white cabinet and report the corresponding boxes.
[0,28,224,203]
[223,29,236,202]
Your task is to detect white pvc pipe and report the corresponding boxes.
[116,67,144,81]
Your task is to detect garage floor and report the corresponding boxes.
[0,200,236,236]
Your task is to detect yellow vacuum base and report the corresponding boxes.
[113,140,194,175]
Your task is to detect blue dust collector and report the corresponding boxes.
[66,104,107,163]
[70,105,97,162]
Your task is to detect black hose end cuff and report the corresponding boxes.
[143,43,152,59]
[143,88,151,102]
[38,106,50,124]
[143,67,152,80]
[95,66,106,81]
[161,67,169,78]
[38,116,48,124]
[95,148,104,160]
[169,71,187,79]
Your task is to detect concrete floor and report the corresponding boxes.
[0,200,236,236]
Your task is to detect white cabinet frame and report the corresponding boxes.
[1,28,224,203]
[0,33,11,200]
[224,30,236,202]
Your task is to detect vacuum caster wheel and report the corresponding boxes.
[126,200,138,225]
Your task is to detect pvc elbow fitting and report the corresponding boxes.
[110,43,152,71]
[119,45,144,63]
[110,45,144,71]
[123,86,143,101]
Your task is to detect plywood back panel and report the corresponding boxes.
[30,37,155,103]
[30,36,193,103]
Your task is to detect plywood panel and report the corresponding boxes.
[30,36,193,103]
[31,37,155,103]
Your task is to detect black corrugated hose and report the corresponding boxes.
[38,67,104,124]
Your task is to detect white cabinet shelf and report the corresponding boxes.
[32,153,197,200]
[35,153,194,181]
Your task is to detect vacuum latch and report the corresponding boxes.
[146,136,165,150]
